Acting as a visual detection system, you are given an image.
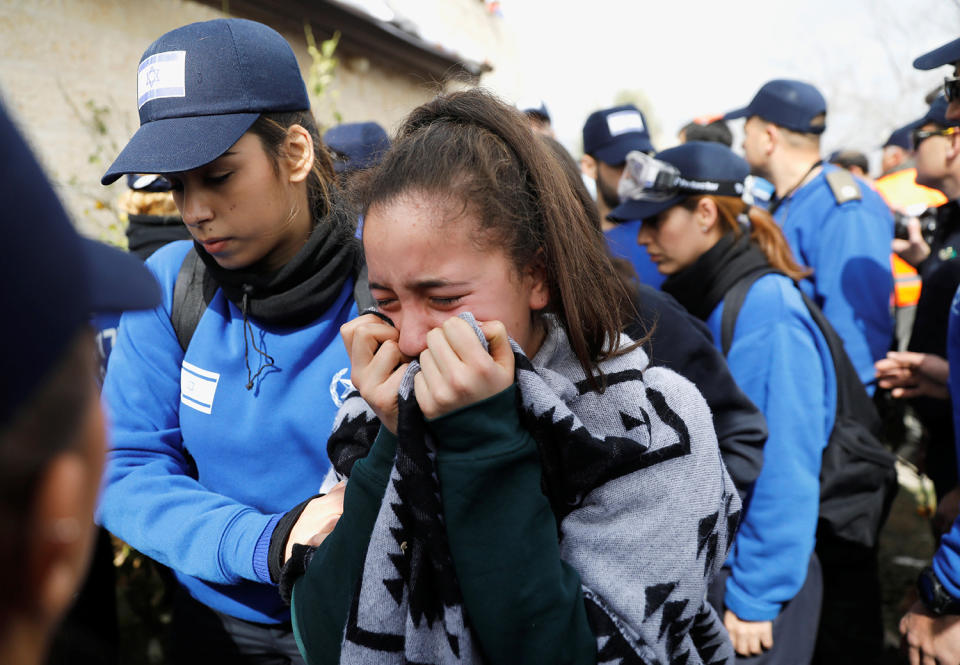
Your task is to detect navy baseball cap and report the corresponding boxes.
[884,122,919,150]
[323,122,390,174]
[1,103,160,426]
[582,104,654,164]
[914,37,960,70]
[103,18,310,185]
[608,141,748,223]
[724,79,827,134]
[915,95,960,128]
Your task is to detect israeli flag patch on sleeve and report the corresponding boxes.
[138,51,186,109]
[180,360,219,415]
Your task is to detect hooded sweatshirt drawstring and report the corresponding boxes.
[241,285,276,390]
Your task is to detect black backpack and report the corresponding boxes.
[170,247,374,351]
[720,268,897,549]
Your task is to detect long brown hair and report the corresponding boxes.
[354,89,636,384]
[681,195,812,282]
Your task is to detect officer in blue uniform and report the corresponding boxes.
[580,104,665,288]
[725,79,894,395]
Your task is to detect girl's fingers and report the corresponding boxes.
[413,371,439,418]
[441,317,494,366]
[480,320,514,372]
[340,314,393,353]
[425,326,461,377]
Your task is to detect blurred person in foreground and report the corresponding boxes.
[0,101,160,665]
[580,104,664,287]
[725,80,894,395]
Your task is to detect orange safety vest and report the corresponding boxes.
[875,168,947,211]
[891,253,921,308]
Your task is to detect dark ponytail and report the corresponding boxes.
[355,88,635,385]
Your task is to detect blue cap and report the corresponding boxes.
[582,104,654,164]
[884,122,919,150]
[608,141,748,223]
[914,37,960,71]
[323,122,391,174]
[916,95,960,128]
[518,99,551,122]
[724,79,827,134]
[1,103,160,425]
[103,19,310,185]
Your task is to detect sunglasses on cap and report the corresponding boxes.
[912,126,960,149]
[618,151,743,204]
[945,76,960,104]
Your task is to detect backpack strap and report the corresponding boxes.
[824,169,862,205]
[720,268,779,356]
[171,247,217,352]
[794,290,881,433]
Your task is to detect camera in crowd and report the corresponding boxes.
[894,205,938,246]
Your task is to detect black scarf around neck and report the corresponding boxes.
[661,230,771,321]
[195,193,360,328]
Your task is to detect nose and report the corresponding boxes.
[637,222,652,246]
[396,310,432,359]
[179,186,213,227]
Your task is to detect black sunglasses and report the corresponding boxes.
[945,76,960,104]
[912,126,960,149]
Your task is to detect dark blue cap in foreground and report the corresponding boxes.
[323,122,391,174]
[1,102,160,426]
[914,37,960,71]
[609,141,749,223]
[582,104,654,165]
[724,79,827,134]
[103,18,310,185]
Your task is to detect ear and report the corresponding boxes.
[947,131,960,161]
[282,124,315,185]
[525,252,550,312]
[764,123,779,155]
[580,154,598,180]
[26,401,105,627]
[694,197,720,232]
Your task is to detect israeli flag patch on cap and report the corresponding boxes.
[138,51,186,109]
[607,110,645,136]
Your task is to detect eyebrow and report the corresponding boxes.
[369,279,470,291]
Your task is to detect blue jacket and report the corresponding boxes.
[97,240,356,623]
[773,165,893,393]
[706,273,836,621]
[604,220,665,288]
[935,284,960,598]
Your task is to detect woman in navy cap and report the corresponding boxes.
[98,18,357,663]
[614,142,832,663]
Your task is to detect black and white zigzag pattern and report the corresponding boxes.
[329,314,740,664]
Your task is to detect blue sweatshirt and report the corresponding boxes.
[935,284,960,598]
[706,273,836,621]
[97,240,356,623]
[604,219,666,288]
[773,165,893,393]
